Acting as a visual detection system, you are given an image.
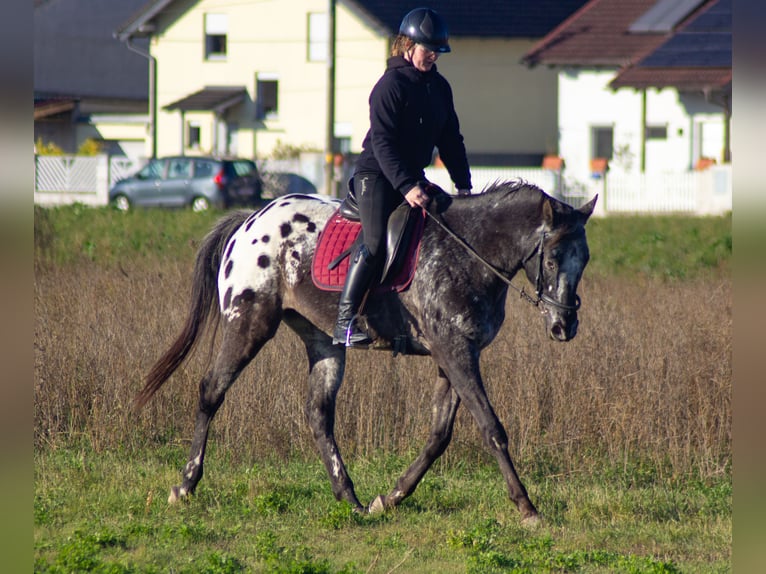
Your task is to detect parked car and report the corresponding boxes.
[109,156,263,211]
[261,172,318,198]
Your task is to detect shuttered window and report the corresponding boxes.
[205,14,228,60]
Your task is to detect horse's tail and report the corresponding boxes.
[134,210,252,410]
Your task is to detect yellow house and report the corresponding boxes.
[115,1,586,164]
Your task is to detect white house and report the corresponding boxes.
[114,0,589,177]
[522,0,731,186]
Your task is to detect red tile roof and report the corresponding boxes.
[521,0,668,68]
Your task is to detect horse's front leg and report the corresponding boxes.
[369,367,460,513]
[300,328,364,511]
[437,350,540,524]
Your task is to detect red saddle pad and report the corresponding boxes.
[312,209,424,292]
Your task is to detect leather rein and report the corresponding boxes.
[423,209,581,313]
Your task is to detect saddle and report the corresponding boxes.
[312,180,426,292]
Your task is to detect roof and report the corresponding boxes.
[164,87,247,113]
[114,0,174,41]
[35,0,150,101]
[349,1,589,38]
[610,0,731,92]
[628,0,706,32]
[521,0,677,68]
[117,0,589,41]
[34,98,77,120]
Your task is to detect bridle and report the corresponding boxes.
[424,209,581,313]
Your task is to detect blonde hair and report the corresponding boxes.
[391,34,416,57]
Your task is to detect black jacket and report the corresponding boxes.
[355,56,471,196]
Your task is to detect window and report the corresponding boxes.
[256,74,279,120]
[187,121,201,150]
[193,159,216,178]
[137,159,165,180]
[167,158,192,179]
[231,160,256,177]
[337,137,351,155]
[646,125,668,140]
[334,122,353,154]
[308,12,328,62]
[591,126,614,160]
[205,14,228,60]
[226,122,239,156]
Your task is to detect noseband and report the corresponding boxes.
[426,210,580,313]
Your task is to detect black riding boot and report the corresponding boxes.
[333,245,377,347]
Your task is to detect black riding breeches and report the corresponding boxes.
[353,172,405,260]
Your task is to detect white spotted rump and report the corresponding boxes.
[218,194,338,321]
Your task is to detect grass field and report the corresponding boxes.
[34,203,731,572]
[34,446,729,573]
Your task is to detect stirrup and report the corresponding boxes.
[332,319,372,348]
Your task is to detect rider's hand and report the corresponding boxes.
[404,184,431,209]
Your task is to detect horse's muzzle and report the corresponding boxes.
[540,294,580,341]
[538,306,580,341]
[549,315,578,341]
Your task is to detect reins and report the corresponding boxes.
[423,208,581,313]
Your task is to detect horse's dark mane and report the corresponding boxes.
[438,179,584,249]
[479,178,545,198]
[474,178,581,226]
[437,179,551,225]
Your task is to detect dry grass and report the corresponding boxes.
[34,259,731,479]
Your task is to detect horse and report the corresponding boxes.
[134,180,597,524]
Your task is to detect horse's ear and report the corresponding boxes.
[578,195,598,222]
[542,198,555,229]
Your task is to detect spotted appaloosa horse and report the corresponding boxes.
[135,180,597,524]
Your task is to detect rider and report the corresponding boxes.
[332,7,473,347]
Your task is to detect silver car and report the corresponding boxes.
[109,156,263,211]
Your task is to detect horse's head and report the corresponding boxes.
[523,195,597,342]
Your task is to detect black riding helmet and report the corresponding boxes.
[398,7,451,53]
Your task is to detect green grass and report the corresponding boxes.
[34,203,221,268]
[584,213,731,280]
[34,446,730,573]
[34,204,731,281]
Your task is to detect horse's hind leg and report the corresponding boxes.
[284,313,364,511]
[369,367,460,513]
[169,310,279,503]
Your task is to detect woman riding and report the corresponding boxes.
[333,6,473,347]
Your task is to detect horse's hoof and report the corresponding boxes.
[368,495,386,514]
[521,513,542,528]
[168,486,185,504]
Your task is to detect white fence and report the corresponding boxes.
[34,155,145,207]
[597,168,733,215]
[34,154,731,216]
[427,165,732,216]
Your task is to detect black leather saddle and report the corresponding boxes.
[334,178,422,284]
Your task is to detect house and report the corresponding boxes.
[610,0,731,164]
[113,0,588,180]
[521,0,732,185]
[34,0,151,159]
